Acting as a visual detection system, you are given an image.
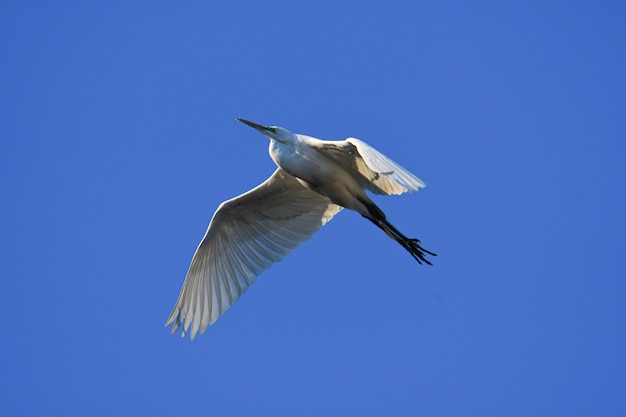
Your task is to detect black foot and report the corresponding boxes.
[406,238,437,265]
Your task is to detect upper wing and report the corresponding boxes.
[166,168,342,339]
[318,138,426,195]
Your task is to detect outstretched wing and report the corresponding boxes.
[166,168,342,339]
[318,137,426,195]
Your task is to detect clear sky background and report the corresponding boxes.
[2,1,625,416]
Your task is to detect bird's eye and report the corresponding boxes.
[267,127,278,134]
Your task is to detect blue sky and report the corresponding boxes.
[1,1,625,416]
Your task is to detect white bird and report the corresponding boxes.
[166,119,436,339]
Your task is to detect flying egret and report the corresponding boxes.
[166,119,436,339]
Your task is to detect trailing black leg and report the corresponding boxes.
[358,197,436,265]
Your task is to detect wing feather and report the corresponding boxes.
[166,168,342,339]
[346,138,426,194]
[318,138,426,196]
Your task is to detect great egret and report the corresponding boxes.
[166,119,436,339]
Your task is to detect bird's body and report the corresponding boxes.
[166,119,435,339]
[270,135,365,212]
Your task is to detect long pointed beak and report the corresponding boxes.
[237,118,266,133]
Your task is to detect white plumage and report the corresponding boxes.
[166,119,435,339]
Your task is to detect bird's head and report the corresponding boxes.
[237,118,295,145]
